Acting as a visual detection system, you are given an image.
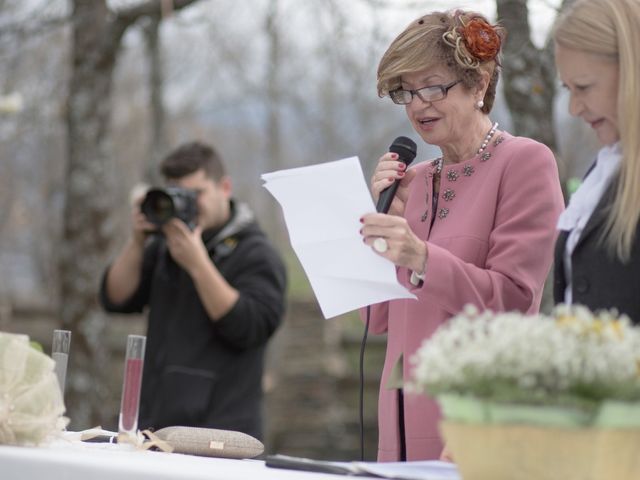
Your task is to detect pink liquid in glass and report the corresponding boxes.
[119,357,144,432]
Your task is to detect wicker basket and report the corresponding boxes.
[441,421,640,480]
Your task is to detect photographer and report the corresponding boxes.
[100,141,287,440]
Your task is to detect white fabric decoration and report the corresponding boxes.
[0,332,68,445]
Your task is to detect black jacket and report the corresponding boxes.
[101,201,287,439]
[553,179,640,324]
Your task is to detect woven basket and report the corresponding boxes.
[441,421,640,480]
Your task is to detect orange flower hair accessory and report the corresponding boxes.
[442,12,503,69]
[461,17,502,62]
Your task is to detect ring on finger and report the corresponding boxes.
[373,237,388,253]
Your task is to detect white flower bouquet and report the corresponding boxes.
[410,305,640,480]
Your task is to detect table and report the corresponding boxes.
[0,439,460,480]
[0,441,350,480]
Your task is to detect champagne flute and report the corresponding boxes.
[51,329,71,396]
[118,335,146,439]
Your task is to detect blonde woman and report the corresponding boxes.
[359,10,564,461]
[553,0,640,324]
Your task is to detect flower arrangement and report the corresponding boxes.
[411,304,640,421]
[410,305,640,480]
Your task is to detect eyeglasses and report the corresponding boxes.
[389,80,461,105]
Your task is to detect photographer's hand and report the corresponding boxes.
[131,194,156,247]
[104,202,155,306]
[162,218,239,321]
[132,208,156,247]
[162,219,209,273]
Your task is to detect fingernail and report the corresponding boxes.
[359,217,364,223]
[388,177,394,182]
[398,163,406,170]
[398,171,405,177]
[390,153,398,159]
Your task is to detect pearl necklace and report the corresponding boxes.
[435,121,499,174]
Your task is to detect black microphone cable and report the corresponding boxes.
[359,305,371,461]
[359,136,417,461]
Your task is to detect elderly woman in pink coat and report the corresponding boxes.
[359,10,565,462]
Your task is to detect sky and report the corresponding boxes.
[368,0,563,48]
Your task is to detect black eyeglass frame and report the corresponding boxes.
[389,79,462,105]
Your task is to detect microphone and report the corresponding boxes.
[375,136,417,213]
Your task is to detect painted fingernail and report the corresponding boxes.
[390,153,398,159]
[359,217,364,223]
[398,163,406,170]
[398,171,405,177]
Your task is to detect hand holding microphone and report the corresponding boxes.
[372,136,417,216]
[363,137,428,273]
[370,136,417,253]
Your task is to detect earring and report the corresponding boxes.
[475,99,484,110]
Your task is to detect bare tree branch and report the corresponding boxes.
[116,0,200,25]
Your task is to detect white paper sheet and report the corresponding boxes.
[261,157,416,319]
[353,460,460,480]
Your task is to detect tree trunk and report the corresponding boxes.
[143,14,167,186]
[62,0,125,428]
[61,0,202,429]
[497,0,557,150]
[265,0,284,242]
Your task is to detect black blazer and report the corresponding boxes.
[553,177,640,324]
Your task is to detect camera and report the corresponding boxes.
[140,187,199,229]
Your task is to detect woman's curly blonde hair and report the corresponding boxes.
[377,10,506,114]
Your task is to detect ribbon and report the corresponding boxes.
[79,426,112,442]
[79,426,173,453]
[117,429,174,453]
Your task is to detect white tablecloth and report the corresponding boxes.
[0,440,362,480]
[0,437,460,480]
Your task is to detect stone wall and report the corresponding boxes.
[265,300,384,461]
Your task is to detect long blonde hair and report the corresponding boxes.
[554,0,640,261]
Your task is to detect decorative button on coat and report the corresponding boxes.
[442,189,455,201]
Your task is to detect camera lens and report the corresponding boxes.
[141,189,175,225]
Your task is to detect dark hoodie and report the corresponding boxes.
[100,201,287,440]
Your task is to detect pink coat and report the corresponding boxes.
[364,132,565,461]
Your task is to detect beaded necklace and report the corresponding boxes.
[434,121,499,175]
[426,122,500,225]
